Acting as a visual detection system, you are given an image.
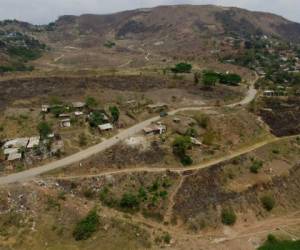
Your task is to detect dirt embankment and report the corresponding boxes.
[259,97,300,137]
[173,161,300,229]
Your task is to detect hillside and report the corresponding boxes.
[1,5,300,71]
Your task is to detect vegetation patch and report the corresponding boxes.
[73,209,100,241]
[221,208,237,225]
[260,195,275,211]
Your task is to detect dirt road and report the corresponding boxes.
[0,76,258,185]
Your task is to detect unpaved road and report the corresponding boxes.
[48,135,297,181]
[0,76,258,185]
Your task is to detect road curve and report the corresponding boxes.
[0,76,258,185]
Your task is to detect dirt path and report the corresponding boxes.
[0,75,259,185]
[46,135,298,181]
[164,174,185,223]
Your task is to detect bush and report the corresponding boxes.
[180,155,193,166]
[250,160,263,173]
[261,195,275,211]
[120,193,140,210]
[73,209,99,241]
[172,136,192,158]
[221,208,237,225]
[258,234,300,250]
[219,73,242,86]
[171,63,192,73]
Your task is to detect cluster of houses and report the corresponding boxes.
[42,101,114,132]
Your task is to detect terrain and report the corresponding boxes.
[1,5,300,72]
[0,4,300,250]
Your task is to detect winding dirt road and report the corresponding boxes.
[0,76,258,185]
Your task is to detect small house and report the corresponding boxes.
[143,123,166,135]
[42,105,50,112]
[173,117,181,123]
[60,119,71,128]
[3,148,19,156]
[3,138,29,149]
[263,90,275,97]
[74,111,84,116]
[191,137,203,146]
[59,113,71,118]
[51,140,64,154]
[72,102,86,109]
[98,123,113,132]
[7,152,22,161]
[27,136,40,149]
[147,103,168,113]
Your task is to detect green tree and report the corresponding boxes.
[202,71,220,87]
[89,111,104,127]
[109,106,120,123]
[37,121,52,138]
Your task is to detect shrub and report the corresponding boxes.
[172,136,192,158]
[250,160,263,174]
[73,209,99,241]
[261,195,275,211]
[180,155,193,166]
[171,63,192,73]
[120,193,140,210]
[221,208,237,225]
[163,233,171,244]
[185,127,198,137]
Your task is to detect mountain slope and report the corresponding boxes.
[1,5,300,71]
